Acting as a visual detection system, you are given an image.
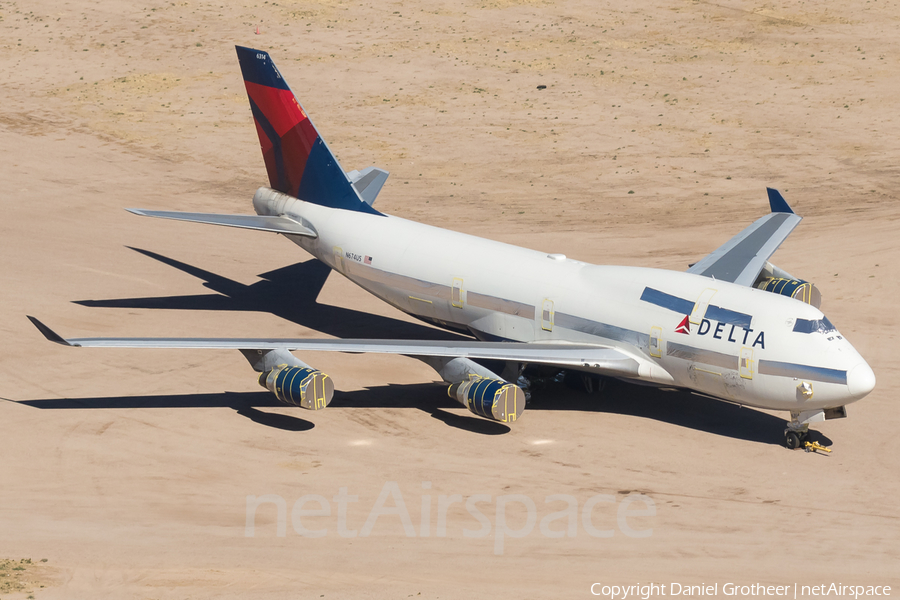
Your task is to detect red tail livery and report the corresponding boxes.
[235,46,379,214]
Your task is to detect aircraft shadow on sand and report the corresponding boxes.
[73,247,467,342]
[335,381,834,446]
[537,380,835,447]
[14,391,317,432]
[14,381,828,445]
[12,385,506,436]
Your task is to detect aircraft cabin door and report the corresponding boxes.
[451,278,464,308]
[649,326,663,358]
[541,299,554,331]
[333,246,345,274]
[739,347,754,379]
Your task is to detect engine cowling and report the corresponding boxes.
[259,364,334,410]
[448,377,525,423]
[756,277,822,308]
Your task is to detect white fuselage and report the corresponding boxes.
[254,190,874,413]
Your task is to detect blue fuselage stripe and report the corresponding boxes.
[640,287,694,315]
[704,304,752,329]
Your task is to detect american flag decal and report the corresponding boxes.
[364,256,372,265]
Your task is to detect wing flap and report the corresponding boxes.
[126,209,317,237]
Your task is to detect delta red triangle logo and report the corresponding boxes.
[675,315,690,334]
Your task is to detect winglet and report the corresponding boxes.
[766,187,794,214]
[27,316,74,346]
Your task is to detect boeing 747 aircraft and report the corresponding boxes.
[29,46,876,448]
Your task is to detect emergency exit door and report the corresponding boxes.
[541,299,554,331]
[650,326,663,358]
[451,278,464,308]
[739,347,754,379]
[333,247,345,273]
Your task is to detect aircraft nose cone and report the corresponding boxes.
[847,362,876,399]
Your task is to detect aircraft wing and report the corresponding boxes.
[126,209,317,237]
[28,317,645,378]
[686,188,801,286]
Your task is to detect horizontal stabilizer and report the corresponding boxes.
[126,209,317,237]
[348,167,389,206]
[28,317,648,378]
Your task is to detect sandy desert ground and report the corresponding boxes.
[1,0,899,598]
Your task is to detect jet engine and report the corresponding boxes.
[448,377,525,423]
[259,364,334,410]
[756,277,822,308]
[753,262,822,308]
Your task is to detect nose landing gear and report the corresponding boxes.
[784,428,809,450]
[784,409,833,451]
[785,410,818,449]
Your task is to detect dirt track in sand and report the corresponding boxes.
[1,0,898,598]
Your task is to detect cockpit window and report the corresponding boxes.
[793,316,836,334]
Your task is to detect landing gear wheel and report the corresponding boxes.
[785,431,801,450]
[799,430,810,443]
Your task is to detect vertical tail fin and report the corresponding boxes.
[235,46,380,214]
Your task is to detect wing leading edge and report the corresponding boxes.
[126,209,317,237]
[687,188,801,286]
[28,317,651,380]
